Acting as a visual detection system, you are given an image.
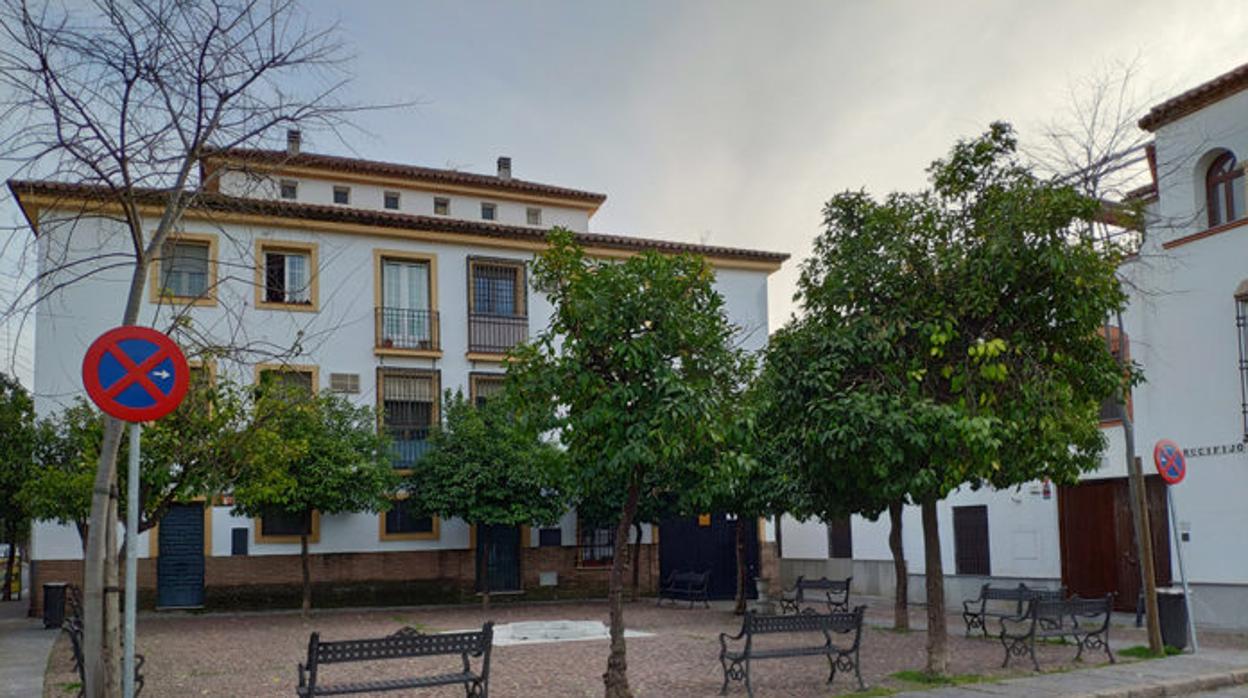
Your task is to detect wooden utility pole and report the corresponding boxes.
[1129,455,1163,653]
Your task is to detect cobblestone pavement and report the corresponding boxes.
[38,600,1248,697]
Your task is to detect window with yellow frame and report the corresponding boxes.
[378,496,439,541]
[255,240,319,311]
[151,232,219,306]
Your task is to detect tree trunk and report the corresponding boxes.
[888,500,909,631]
[630,521,642,602]
[103,482,121,696]
[83,417,124,697]
[733,516,748,615]
[480,525,491,611]
[603,473,641,698]
[300,533,311,618]
[3,523,16,601]
[920,498,947,676]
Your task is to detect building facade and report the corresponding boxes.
[780,62,1248,630]
[14,140,786,613]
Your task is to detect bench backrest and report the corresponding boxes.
[744,605,864,636]
[669,570,709,586]
[797,576,850,593]
[310,623,494,665]
[981,583,1030,602]
[1030,594,1112,629]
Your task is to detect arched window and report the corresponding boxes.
[1206,151,1245,227]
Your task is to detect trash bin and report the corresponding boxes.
[42,582,68,629]
[1155,587,1189,651]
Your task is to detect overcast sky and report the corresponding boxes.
[3,0,1248,385]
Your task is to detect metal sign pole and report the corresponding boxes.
[1166,486,1198,652]
[123,422,140,698]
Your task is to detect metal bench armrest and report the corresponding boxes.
[997,612,1034,638]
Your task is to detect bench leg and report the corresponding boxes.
[1001,633,1034,670]
[720,655,746,695]
[1029,637,1040,672]
[743,659,753,698]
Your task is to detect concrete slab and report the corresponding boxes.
[892,649,1248,698]
[0,600,55,698]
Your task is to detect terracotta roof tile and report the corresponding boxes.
[203,149,608,204]
[9,179,788,266]
[1139,61,1248,131]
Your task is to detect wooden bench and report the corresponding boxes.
[62,597,145,697]
[962,583,1065,637]
[999,595,1115,671]
[656,569,711,608]
[296,623,494,696]
[777,576,851,615]
[718,606,866,697]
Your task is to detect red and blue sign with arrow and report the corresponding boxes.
[1153,438,1187,486]
[82,326,189,422]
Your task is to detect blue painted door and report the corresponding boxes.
[157,503,205,608]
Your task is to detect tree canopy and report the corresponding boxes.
[404,389,566,531]
[508,228,746,698]
[765,123,1129,673]
[229,383,396,615]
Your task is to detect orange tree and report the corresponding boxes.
[508,229,745,698]
[763,123,1128,675]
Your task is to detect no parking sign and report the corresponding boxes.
[1153,438,1187,486]
[82,325,189,421]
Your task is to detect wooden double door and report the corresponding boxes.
[1058,476,1171,611]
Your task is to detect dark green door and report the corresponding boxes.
[157,503,205,608]
[476,524,521,592]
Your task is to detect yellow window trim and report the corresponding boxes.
[254,510,321,545]
[373,249,439,356]
[468,372,505,404]
[254,239,320,312]
[147,498,213,558]
[378,495,441,541]
[467,256,527,319]
[253,363,320,395]
[149,231,220,307]
[466,352,510,364]
[376,367,439,472]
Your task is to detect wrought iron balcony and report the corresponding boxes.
[376,307,440,352]
[467,312,528,355]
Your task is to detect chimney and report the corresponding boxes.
[287,129,302,156]
[497,156,512,181]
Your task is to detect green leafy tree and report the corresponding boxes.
[761,324,918,629]
[769,123,1127,674]
[509,229,744,698]
[403,389,566,608]
[0,373,36,600]
[231,385,396,616]
[693,374,794,615]
[22,379,256,549]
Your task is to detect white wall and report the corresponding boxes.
[29,201,770,561]
[218,169,592,232]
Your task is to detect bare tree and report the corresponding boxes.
[0,1,399,694]
[1030,57,1167,654]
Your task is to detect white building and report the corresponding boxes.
[780,61,1248,630]
[13,137,787,612]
